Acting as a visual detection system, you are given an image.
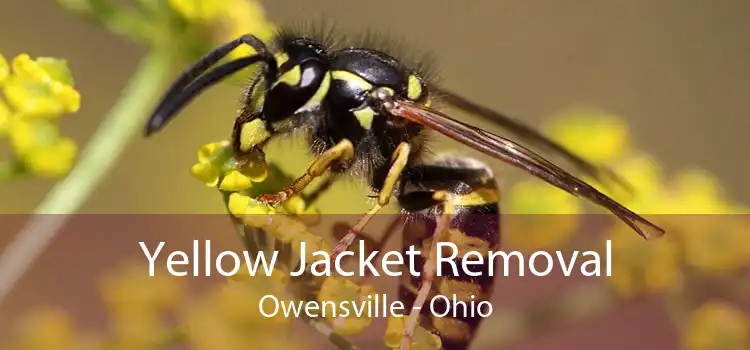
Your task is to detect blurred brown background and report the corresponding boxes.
[0,0,748,214]
[1,0,748,349]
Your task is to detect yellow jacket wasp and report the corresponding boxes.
[144,24,665,350]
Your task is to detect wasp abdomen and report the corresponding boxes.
[397,156,501,350]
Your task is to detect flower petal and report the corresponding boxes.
[190,162,220,187]
[0,54,8,85]
[219,170,253,191]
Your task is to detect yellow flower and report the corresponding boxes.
[99,264,187,347]
[661,169,733,214]
[11,308,80,350]
[219,169,254,191]
[543,108,631,163]
[184,276,300,350]
[1,53,80,180]
[101,263,185,315]
[598,152,666,212]
[282,195,307,215]
[167,0,277,60]
[230,266,289,285]
[684,302,748,350]
[606,225,682,298]
[192,161,221,187]
[23,136,77,178]
[190,141,268,190]
[505,180,582,250]
[228,192,274,215]
[680,215,750,273]
[646,169,750,272]
[110,308,166,348]
[0,98,12,135]
[220,0,277,60]
[507,180,583,215]
[228,193,317,245]
[191,141,230,187]
[4,54,80,117]
[7,118,78,178]
[384,316,442,350]
[614,153,663,195]
[291,231,330,259]
[215,278,290,327]
[12,54,74,84]
[197,140,227,162]
[283,195,322,226]
[168,0,227,23]
[0,53,8,84]
[318,277,376,335]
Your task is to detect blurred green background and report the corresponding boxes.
[1,0,748,215]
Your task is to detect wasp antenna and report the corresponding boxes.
[144,34,275,136]
[145,56,270,136]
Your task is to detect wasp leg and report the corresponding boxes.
[343,215,404,285]
[259,139,355,205]
[400,194,455,350]
[329,142,412,263]
[301,171,341,207]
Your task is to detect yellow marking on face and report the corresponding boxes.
[239,119,271,152]
[274,52,290,67]
[331,70,373,90]
[449,187,500,207]
[424,97,432,107]
[407,75,423,100]
[274,65,301,88]
[353,107,376,129]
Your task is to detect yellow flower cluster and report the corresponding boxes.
[520,108,749,296]
[684,302,749,350]
[0,53,80,179]
[3,307,100,350]
[541,108,746,216]
[2,262,305,350]
[100,264,186,348]
[185,275,301,350]
[191,140,268,190]
[606,225,682,297]
[168,0,277,59]
[190,140,318,219]
[317,277,376,335]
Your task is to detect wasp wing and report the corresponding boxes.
[385,98,665,239]
[434,87,633,195]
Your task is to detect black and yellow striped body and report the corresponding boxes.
[397,156,501,350]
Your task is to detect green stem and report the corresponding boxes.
[0,49,174,304]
